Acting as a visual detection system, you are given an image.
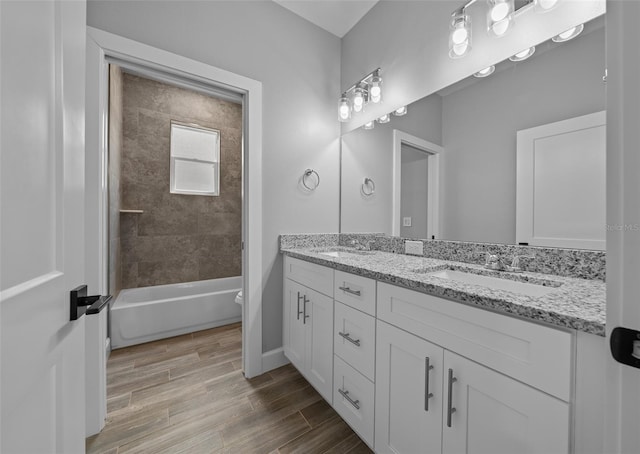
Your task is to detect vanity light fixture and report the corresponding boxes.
[449,7,472,58]
[377,114,391,124]
[487,0,515,37]
[363,121,375,130]
[448,0,559,60]
[337,68,383,122]
[473,65,496,77]
[509,46,535,61]
[393,106,408,116]
[552,23,584,42]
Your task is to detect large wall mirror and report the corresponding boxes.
[340,15,605,249]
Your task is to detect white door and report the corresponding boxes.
[605,2,640,452]
[304,287,333,402]
[375,320,444,454]
[442,351,569,454]
[1,1,87,452]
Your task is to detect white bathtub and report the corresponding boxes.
[110,276,242,348]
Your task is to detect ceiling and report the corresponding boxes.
[273,0,379,38]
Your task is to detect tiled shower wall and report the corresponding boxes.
[119,73,242,288]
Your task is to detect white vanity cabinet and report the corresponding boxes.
[283,257,334,402]
[376,282,571,454]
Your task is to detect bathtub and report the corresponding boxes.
[110,276,242,348]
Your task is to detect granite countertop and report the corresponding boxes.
[282,246,606,336]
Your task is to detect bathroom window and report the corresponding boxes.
[170,121,220,196]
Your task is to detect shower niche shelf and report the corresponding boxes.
[120,210,144,214]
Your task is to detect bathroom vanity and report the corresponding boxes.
[281,239,606,454]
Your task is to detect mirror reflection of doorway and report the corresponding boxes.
[400,143,431,238]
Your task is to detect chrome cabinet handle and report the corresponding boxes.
[338,331,361,347]
[338,286,361,297]
[424,357,434,411]
[303,295,310,324]
[338,388,360,410]
[447,368,457,428]
[296,292,304,320]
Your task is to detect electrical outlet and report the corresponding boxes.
[403,217,412,227]
[405,240,424,256]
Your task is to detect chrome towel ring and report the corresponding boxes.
[362,177,376,196]
[302,169,320,191]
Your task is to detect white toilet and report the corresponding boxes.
[234,290,243,306]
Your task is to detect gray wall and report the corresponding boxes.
[88,1,341,352]
[441,27,606,244]
[341,93,442,233]
[400,144,429,239]
[120,73,242,288]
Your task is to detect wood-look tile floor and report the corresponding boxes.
[87,323,372,454]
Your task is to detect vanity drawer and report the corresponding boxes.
[284,256,334,297]
[377,282,573,401]
[334,271,376,316]
[333,355,375,449]
[334,302,376,381]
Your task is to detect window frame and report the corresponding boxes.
[169,120,221,196]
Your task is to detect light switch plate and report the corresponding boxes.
[403,217,412,227]
[405,240,424,256]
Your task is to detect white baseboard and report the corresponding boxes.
[262,347,289,373]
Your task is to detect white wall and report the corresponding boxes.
[341,93,441,233]
[400,144,429,239]
[441,27,605,244]
[341,0,605,133]
[87,0,341,353]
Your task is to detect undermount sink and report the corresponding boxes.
[425,268,562,298]
[317,247,375,258]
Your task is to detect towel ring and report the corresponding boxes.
[302,169,320,191]
[362,177,376,196]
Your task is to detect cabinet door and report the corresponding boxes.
[442,351,570,454]
[283,279,306,372]
[375,320,444,454]
[305,287,334,403]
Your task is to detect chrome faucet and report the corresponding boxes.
[484,253,506,271]
[485,253,534,272]
[350,239,373,251]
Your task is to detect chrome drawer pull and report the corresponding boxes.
[338,331,361,347]
[424,357,434,411]
[447,368,457,428]
[338,286,361,297]
[296,292,304,320]
[338,388,360,410]
[303,295,310,324]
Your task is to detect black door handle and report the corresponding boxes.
[70,285,112,321]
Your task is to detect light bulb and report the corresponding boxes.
[352,87,365,113]
[490,3,510,21]
[451,27,468,45]
[552,24,584,42]
[338,95,351,122]
[393,106,407,116]
[509,46,535,62]
[377,114,390,124]
[473,66,495,78]
[449,9,472,59]
[535,0,558,11]
[369,74,382,103]
[363,121,375,130]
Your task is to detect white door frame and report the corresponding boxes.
[85,27,263,378]
[392,129,443,239]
